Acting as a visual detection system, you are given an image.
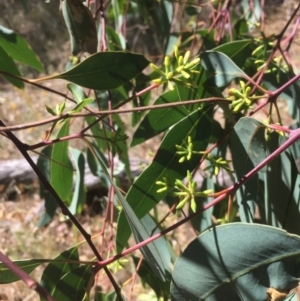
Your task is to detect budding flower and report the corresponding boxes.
[183,50,190,65]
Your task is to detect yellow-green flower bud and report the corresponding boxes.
[178,55,183,66]
[191,198,197,212]
[174,46,179,60]
[233,101,244,112]
[181,70,190,79]
[183,50,190,65]
[176,65,184,72]
[150,63,160,71]
[152,78,163,84]
[166,71,174,79]
[164,56,170,73]
[185,57,200,69]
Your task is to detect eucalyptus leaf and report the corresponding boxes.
[0,45,24,88]
[37,146,57,227]
[0,25,44,72]
[200,51,247,87]
[66,83,88,104]
[117,107,212,253]
[0,259,50,284]
[60,0,97,55]
[69,148,86,215]
[34,52,149,90]
[50,121,73,202]
[171,223,300,301]
[40,246,80,301]
[88,143,169,281]
[229,117,265,222]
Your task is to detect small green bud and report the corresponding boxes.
[166,71,174,79]
[239,80,245,91]
[174,46,179,60]
[191,198,197,212]
[214,165,220,176]
[233,101,244,112]
[176,65,184,73]
[157,187,168,193]
[178,55,183,66]
[150,63,160,71]
[183,50,190,65]
[181,70,190,79]
[46,105,56,116]
[152,78,163,84]
[164,56,170,67]
[164,56,170,73]
[251,44,264,56]
[185,57,200,69]
[168,81,174,91]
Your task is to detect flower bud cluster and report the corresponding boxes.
[227,81,257,114]
[150,47,200,91]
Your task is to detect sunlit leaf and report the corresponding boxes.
[200,51,247,87]
[69,148,86,215]
[0,25,44,72]
[37,146,57,227]
[66,83,88,103]
[0,45,24,88]
[171,223,300,301]
[229,117,264,222]
[51,121,73,202]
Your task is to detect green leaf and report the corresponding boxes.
[261,134,300,235]
[171,223,300,301]
[70,98,94,113]
[132,255,171,300]
[51,265,93,301]
[116,107,212,252]
[140,214,172,274]
[88,143,168,281]
[69,148,86,215]
[37,146,57,227]
[241,0,262,31]
[136,0,172,45]
[200,51,247,87]
[131,67,207,147]
[35,52,149,90]
[106,26,124,51]
[0,45,24,89]
[119,199,168,281]
[51,121,73,202]
[66,83,88,103]
[212,39,252,68]
[229,117,264,222]
[131,86,191,147]
[0,259,50,284]
[61,0,97,55]
[263,72,300,122]
[0,25,44,72]
[40,246,92,301]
